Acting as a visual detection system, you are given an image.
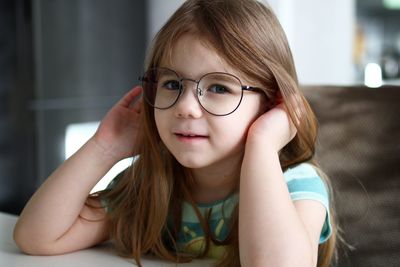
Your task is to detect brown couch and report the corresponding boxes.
[302,85,400,267]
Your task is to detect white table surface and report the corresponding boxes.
[0,212,213,267]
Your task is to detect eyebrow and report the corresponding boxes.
[159,66,241,81]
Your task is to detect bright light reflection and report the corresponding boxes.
[383,0,400,9]
[65,122,133,193]
[364,63,383,88]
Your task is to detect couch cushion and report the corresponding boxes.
[302,85,400,267]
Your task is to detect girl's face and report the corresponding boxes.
[154,34,266,174]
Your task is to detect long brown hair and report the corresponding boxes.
[97,0,337,266]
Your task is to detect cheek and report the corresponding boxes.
[239,97,265,125]
[214,113,259,149]
[224,98,265,141]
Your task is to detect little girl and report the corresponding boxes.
[14,0,337,266]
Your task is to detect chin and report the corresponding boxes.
[176,160,204,169]
[173,156,208,169]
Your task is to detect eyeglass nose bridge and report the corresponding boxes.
[179,78,204,97]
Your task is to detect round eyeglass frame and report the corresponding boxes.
[139,67,263,116]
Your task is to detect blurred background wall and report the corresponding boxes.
[0,0,146,214]
[148,0,356,85]
[1,0,400,214]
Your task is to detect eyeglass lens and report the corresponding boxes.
[142,68,244,116]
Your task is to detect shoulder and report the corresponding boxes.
[283,162,320,182]
[283,163,332,243]
[283,163,329,204]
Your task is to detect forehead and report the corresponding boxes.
[160,34,236,78]
[158,34,263,88]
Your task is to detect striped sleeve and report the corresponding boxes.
[283,163,332,244]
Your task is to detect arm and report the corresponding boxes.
[238,104,326,267]
[13,87,143,255]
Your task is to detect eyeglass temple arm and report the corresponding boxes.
[242,85,263,92]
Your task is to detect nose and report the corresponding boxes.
[174,81,203,119]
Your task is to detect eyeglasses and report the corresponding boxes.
[139,67,263,116]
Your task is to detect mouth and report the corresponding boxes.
[174,132,209,142]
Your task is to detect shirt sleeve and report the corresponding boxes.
[283,163,332,244]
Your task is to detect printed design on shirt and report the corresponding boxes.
[178,217,228,258]
[173,163,332,256]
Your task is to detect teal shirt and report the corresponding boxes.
[104,163,332,258]
[174,163,332,258]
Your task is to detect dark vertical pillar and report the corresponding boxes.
[32,0,147,185]
[0,0,147,214]
[0,0,36,214]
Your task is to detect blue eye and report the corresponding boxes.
[208,84,230,94]
[163,80,180,90]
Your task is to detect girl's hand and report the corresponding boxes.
[247,103,297,152]
[92,86,143,161]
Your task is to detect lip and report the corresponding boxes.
[174,132,209,143]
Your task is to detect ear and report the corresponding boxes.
[276,90,283,104]
[264,90,282,112]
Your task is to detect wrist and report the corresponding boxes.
[86,137,123,165]
[244,139,280,168]
[245,132,280,155]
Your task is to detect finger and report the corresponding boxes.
[118,86,143,107]
[275,103,297,137]
[132,98,142,113]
